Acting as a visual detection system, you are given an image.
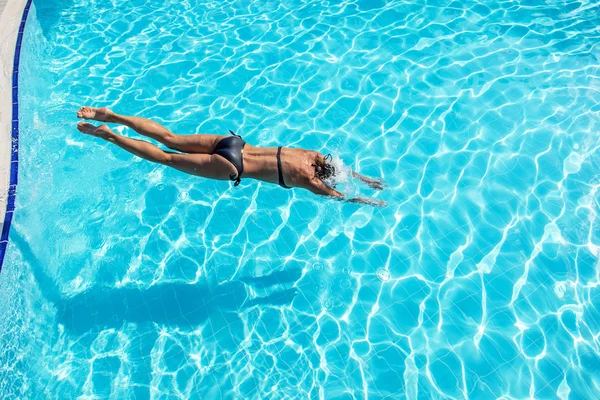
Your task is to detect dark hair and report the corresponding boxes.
[312,154,336,185]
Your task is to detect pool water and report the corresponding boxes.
[1,0,600,398]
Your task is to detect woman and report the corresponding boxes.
[76,107,386,206]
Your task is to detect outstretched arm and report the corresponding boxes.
[352,171,385,190]
[308,179,387,207]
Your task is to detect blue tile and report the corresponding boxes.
[7,190,16,212]
[0,243,6,271]
[9,164,18,185]
[8,185,16,200]
[0,212,13,242]
[0,0,31,273]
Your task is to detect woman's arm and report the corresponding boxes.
[351,171,385,190]
[308,179,387,207]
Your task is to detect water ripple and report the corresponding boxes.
[1,0,599,398]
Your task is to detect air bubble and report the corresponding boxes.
[376,268,391,282]
[332,296,344,309]
[340,279,352,289]
[258,129,270,141]
[177,191,189,201]
[324,296,343,310]
[312,262,324,271]
[317,282,327,293]
[156,183,166,191]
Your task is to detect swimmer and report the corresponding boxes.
[76,107,386,206]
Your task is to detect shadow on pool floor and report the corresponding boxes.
[12,229,300,335]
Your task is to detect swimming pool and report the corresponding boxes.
[1,0,599,398]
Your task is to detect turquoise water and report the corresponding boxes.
[1,0,600,398]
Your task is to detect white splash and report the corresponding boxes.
[323,155,360,197]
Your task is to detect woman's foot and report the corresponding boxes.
[76,106,114,122]
[77,122,112,139]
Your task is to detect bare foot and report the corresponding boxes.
[76,106,114,122]
[77,122,112,139]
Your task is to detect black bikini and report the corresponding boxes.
[214,130,245,186]
[276,146,290,189]
[214,131,290,189]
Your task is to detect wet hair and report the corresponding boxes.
[312,154,336,185]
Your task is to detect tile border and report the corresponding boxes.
[0,0,32,272]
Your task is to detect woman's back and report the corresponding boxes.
[243,145,319,189]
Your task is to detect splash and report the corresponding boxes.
[322,155,361,197]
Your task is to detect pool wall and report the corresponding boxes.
[0,0,31,270]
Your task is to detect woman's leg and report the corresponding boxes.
[76,106,225,154]
[77,122,235,180]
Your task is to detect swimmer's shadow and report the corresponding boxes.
[56,275,298,335]
[14,230,300,335]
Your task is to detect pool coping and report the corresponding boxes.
[0,0,31,271]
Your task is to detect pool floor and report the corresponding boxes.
[1,0,600,398]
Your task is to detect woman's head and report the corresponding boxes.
[313,154,336,184]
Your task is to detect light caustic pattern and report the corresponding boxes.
[1,0,600,398]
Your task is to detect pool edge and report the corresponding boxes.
[0,0,31,272]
